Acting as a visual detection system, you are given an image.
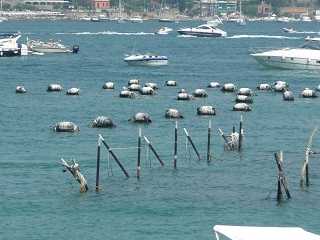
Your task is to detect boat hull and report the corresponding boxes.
[252,55,320,70]
[125,59,168,66]
[177,30,224,37]
[30,47,72,53]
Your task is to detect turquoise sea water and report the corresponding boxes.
[1,20,320,239]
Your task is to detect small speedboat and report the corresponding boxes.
[159,18,175,23]
[282,27,296,33]
[124,54,168,66]
[130,16,143,23]
[251,38,320,69]
[155,27,173,35]
[177,24,227,37]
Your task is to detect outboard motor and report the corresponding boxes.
[72,45,80,54]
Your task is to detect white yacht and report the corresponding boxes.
[0,33,28,57]
[27,39,79,54]
[130,16,143,23]
[177,24,227,37]
[155,27,173,35]
[282,27,296,33]
[124,54,168,66]
[213,225,320,240]
[251,39,320,69]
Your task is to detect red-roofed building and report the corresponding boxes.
[92,0,110,10]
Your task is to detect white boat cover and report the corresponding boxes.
[213,225,320,240]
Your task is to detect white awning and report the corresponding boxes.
[213,225,320,240]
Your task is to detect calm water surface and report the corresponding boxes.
[0,20,320,239]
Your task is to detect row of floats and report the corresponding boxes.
[16,80,319,116]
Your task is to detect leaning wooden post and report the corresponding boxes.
[137,128,142,179]
[61,158,88,193]
[207,120,212,163]
[144,136,164,166]
[300,127,318,187]
[174,121,178,169]
[183,128,201,161]
[275,151,291,201]
[238,115,243,151]
[96,135,101,191]
[99,134,130,178]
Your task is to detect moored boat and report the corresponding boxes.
[155,27,173,35]
[177,24,227,37]
[251,38,320,69]
[213,225,320,240]
[0,32,28,57]
[27,39,79,54]
[124,54,168,66]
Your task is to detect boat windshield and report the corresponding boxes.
[197,25,214,30]
[300,41,320,50]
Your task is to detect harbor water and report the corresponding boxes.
[0,20,320,239]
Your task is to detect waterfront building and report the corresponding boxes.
[91,0,110,11]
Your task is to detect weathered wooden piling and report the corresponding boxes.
[183,128,201,161]
[144,136,164,166]
[174,121,178,169]
[207,120,212,163]
[238,115,243,151]
[99,134,130,178]
[218,128,231,150]
[274,151,291,202]
[137,128,142,179]
[61,158,88,193]
[300,127,318,187]
[96,136,101,191]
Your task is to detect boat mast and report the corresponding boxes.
[119,0,122,19]
[239,0,242,17]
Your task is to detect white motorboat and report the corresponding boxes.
[0,32,28,57]
[130,16,143,23]
[27,39,79,54]
[177,24,227,37]
[155,27,173,35]
[124,54,168,66]
[282,27,296,33]
[213,225,320,240]
[251,39,320,70]
[159,18,174,23]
